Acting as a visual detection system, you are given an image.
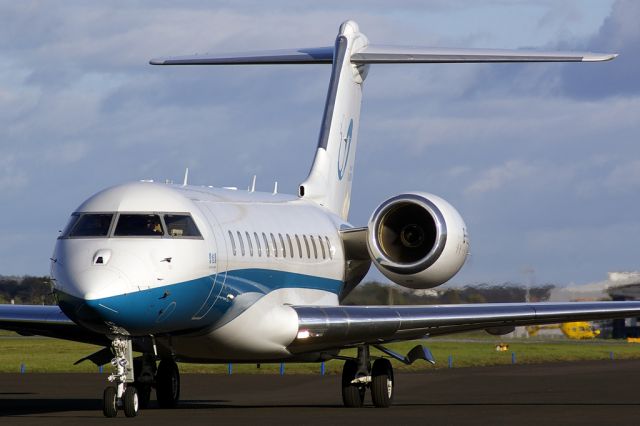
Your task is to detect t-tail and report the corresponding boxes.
[150,20,616,220]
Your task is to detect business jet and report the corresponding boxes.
[1,20,637,418]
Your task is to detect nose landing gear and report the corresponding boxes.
[103,336,139,418]
[100,337,181,418]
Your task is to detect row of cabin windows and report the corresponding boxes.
[227,230,333,261]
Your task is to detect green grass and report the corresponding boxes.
[2,335,640,374]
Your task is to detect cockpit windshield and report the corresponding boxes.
[68,214,114,237]
[164,214,201,237]
[61,212,202,239]
[114,214,164,237]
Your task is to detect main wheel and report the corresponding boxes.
[156,359,180,408]
[133,357,153,409]
[136,384,151,409]
[341,360,365,408]
[371,358,394,408]
[123,386,139,417]
[102,386,118,418]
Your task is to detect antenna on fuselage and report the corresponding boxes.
[250,175,256,192]
[183,168,189,186]
[273,181,278,195]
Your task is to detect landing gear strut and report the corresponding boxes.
[341,345,395,408]
[103,336,139,418]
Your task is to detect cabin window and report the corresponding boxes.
[245,231,254,256]
[114,214,163,237]
[325,236,333,259]
[286,234,294,258]
[295,234,303,258]
[318,235,326,259]
[303,235,310,258]
[270,233,278,258]
[228,230,237,256]
[310,235,318,259]
[164,214,202,238]
[262,232,270,257]
[254,232,262,257]
[279,233,287,258]
[236,231,245,256]
[68,213,113,238]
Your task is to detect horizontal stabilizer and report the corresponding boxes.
[151,45,616,66]
[351,45,617,63]
[150,47,333,65]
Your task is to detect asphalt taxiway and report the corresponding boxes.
[2,360,639,425]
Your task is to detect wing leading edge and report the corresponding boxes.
[0,304,107,345]
[288,302,640,353]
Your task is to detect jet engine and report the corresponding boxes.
[366,192,469,289]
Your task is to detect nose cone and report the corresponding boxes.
[55,267,134,334]
[78,268,131,301]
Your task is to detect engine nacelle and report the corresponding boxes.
[367,192,469,289]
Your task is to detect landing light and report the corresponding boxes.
[297,330,311,339]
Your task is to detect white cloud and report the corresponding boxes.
[464,160,537,195]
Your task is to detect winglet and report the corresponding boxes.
[581,53,618,62]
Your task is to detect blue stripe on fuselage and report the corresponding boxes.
[78,268,342,335]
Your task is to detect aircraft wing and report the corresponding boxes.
[0,304,107,345]
[288,302,640,353]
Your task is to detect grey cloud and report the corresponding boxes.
[558,0,640,98]
[2,1,637,287]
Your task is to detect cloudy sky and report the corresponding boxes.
[1,0,638,287]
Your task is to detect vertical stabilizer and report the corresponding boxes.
[150,20,617,221]
[298,21,369,220]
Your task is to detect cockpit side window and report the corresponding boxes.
[164,214,202,238]
[114,214,164,237]
[59,213,81,238]
[68,214,113,237]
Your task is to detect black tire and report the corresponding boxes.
[123,386,139,418]
[156,359,180,408]
[341,360,365,408]
[371,358,394,408]
[136,384,151,409]
[102,386,118,418]
[133,357,153,409]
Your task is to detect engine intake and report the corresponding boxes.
[367,192,468,289]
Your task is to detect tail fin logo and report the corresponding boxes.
[337,119,353,181]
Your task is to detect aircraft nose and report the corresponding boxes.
[56,267,133,334]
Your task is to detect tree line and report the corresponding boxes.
[0,276,55,305]
[0,275,553,306]
[341,281,554,305]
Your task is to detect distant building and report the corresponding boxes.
[549,271,640,302]
[606,271,640,300]
[549,272,640,338]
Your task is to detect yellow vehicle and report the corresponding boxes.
[527,321,600,339]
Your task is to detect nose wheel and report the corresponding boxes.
[102,336,139,418]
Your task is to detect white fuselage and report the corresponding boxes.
[51,181,350,362]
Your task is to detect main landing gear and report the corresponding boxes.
[340,343,434,408]
[101,337,181,417]
[341,346,395,408]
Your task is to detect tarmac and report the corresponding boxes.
[2,359,640,425]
